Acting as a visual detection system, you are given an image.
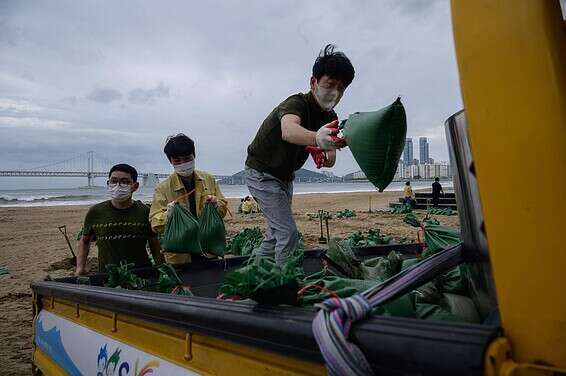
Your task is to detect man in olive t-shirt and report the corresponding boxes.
[75,164,164,275]
[245,44,355,265]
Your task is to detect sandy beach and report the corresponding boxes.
[0,190,459,374]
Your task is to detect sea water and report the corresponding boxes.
[0,180,452,208]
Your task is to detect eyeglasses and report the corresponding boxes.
[107,179,132,188]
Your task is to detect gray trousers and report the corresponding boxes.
[245,167,299,265]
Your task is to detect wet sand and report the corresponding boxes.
[0,190,459,374]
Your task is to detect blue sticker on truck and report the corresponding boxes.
[34,310,199,375]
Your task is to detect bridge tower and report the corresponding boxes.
[87,151,94,187]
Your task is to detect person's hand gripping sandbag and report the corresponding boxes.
[306,120,347,168]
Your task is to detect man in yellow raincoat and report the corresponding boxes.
[149,133,227,265]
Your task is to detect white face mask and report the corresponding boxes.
[174,159,195,177]
[314,83,341,111]
[107,184,132,202]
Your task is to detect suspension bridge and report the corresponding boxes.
[0,152,230,187]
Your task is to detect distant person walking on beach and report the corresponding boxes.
[245,44,355,265]
[403,181,416,207]
[432,177,444,207]
[75,164,164,275]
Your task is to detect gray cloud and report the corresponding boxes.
[128,82,170,104]
[86,87,122,104]
[0,0,460,182]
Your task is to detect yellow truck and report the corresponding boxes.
[30,1,566,375]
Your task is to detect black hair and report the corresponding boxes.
[109,163,138,182]
[435,177,440,181]
[164,133,195,161]
[312,44,355,87]
[405,181,410,185]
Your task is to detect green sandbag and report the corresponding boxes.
[219,244,305,305]
[227,227,263,256]
[443,293,480,323]
[391,203,412,214]
[428,207,456,216]
[401,257,420,270]
[156,264,193,296]
[403,213,420,227]
[380,293,416,318]
[345,228,391,247]
[416,303,459,322]
[300,270,375,305]
[422,222,461,257]
[326,239,363,279]
[199,202,226,256]
[341,97,407,192]
[160,204,202,254]
[300,269,415,317]
[437,265,468,295]
[104,261,147,290]
[412,282,444,305]
[361,251,403,281]
[336,209,356,218]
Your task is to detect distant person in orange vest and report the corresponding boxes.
[432,177,444,207]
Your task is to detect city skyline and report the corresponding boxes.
[403,136,438,165]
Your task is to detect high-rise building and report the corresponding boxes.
[403,138,413,165]
[419,137,429,164]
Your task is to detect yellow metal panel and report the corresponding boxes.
[451,0,566,368]
[37,297,325,376]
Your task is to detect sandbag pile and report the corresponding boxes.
[218,222,477,323]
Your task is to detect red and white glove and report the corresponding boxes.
[315,120,346,151]
[306,146,327,169]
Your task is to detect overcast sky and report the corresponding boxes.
[0,0,462,182]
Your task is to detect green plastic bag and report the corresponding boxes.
[336,209,356,218]
[345,228,392,247]
[422,222,461,257]
[301,269,415,317]
[391,202,412,214]
[326,240,363,279]
[341,97,407,192]
[403,213,420,227]
[437,266,468,295]
[199,202,226,256]
[443,293,480,323]
[227,227,263,256]
[160,204,202,254]
[104,261,147,290]
[219,244,305,305]
[156,264,193,296]
[416,303,459,321]
[428,207,456,216]
[361,251,403,281]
